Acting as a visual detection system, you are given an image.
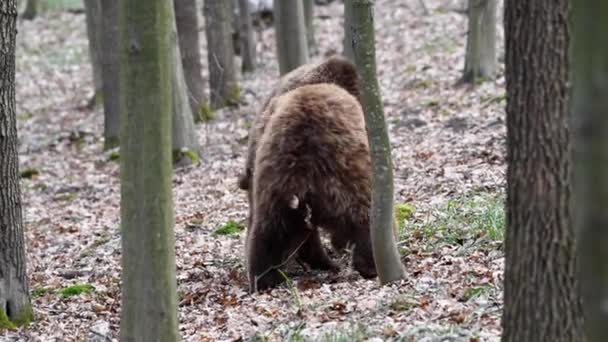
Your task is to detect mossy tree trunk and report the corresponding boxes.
[84,0,103,108]
[204,0,239,109]
[100,0,120,149]
[0,0,33,328]
[350,0,405,285]
[501,1,584,341]
[573,1,608,341]
[20,0,36,20]
[461,0,496,84]
[174,0,207,121]
[343,0,355,61]
[118,0,179,339]
[170,1,200,166]
[303,0,316,56]
[238,0,257,73]
[274,0,309,75]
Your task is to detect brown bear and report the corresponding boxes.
[245,83,376,292]
[237,56,361,194]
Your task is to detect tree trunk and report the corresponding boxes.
[273,0,309,75]
[174,0,207,122]
[238,0,256,73]
[204,0,239,109]
[84,0,103,109]
[100,0,120,150]
[170,1,200,166]
[501,1,584,341]
[303,0,316,56]
[0,0,33,328]
[118,0,179,339]
[461,0,496,84]
[343,0,354,61]
[350,0,405,285]
[21,0,36,20]
[572,2,608,341]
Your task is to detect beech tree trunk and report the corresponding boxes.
[501,1,584,341]
[303,0,316,56]
[170,1,200,166]
[118,0,179,339]
[238,0,256,73]
[350,0,405,285]
[572,1,608,341]
[84,0,103,108]
[174,0,207,122]
[21,0,36,20]
[100,0,120,149]
[204,0,239,109]
[0,0,33,327]
[274,0,309,75]
[461,0,496,84]
[343,0,355,61]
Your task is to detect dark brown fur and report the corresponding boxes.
[237,56,361,193]
[246,84,376,292]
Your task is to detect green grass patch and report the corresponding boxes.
[58,283,95,298]
[173,148,200,165]
[107,151,120,162]
[401,192,505,249]
[31,287,53,298]
[20,168,40,179]
[212,220,244,237]
[395,202,415,232]
[462,285,493,301]
[0,310,16,330]
[321,323,369,342]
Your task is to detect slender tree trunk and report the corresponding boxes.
[100,0,120,149]
[204,0,239,109]
[21,0,36,20]
[461,0,496,84]
[303,0,316,56]
[274,0,309,75]
[238,0,256,73]
[84,0,103,109]
[174,0,207,122]
[350,0,405,285]
[343,0,354,61]
[501,1,584,341]
[118,0,179,339]
[0,0,33,328]
[573,2,608,341]
[170,1,200,166]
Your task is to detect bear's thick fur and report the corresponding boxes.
[246,83,376,292]
[238,56,361,193]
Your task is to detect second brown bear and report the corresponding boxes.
[245,79,377,292]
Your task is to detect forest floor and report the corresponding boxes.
[5,0,508,341]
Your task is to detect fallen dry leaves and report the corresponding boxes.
[4,0,506,340]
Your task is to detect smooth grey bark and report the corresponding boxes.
[573,1,608,341]
[84,0,103,108]
[0,0,33,327]
[238,0,257,72]
[502,0,584,341]
[343,0,354,61]
[461,0,497,84]
[21,0,36,20]
[118,0,179,339]
[204,0,239,109]
[174,0,207,122]
[100,0,120,149]
[303,0,316,55]
[170,1,200,165]
[350,0,406,285]
[274,0,309,75]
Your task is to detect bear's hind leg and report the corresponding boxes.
[296,229,339,272]
[349,216,378,279]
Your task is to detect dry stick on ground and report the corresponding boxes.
[350,0,405,285]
